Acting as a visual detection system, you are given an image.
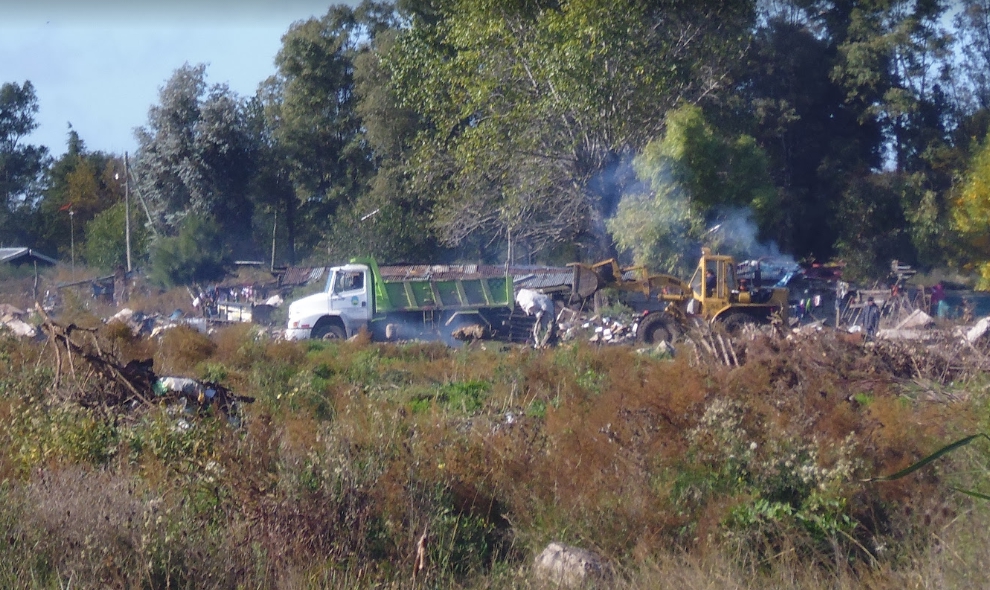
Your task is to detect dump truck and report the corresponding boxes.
[569,248,789,344]
[285,257,519,342]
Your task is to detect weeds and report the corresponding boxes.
[0,328,986,588]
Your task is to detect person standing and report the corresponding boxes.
[930,282,945,317]
[863,296,880,341]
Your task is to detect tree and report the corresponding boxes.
[0,81,49,244]
[734,15,882,260]
[952,134,990,288]
[83,201,149,272]
[134,64,256,253]
[149,214,230,287]
[29,130,125,260]
[341,27,442,263]
[955,0,990,112]
[257,2,396,263]
[607,104,777,273]
[386,0,758,261]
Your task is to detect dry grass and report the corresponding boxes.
[0,325,989,588]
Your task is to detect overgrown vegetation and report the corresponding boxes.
[1,324,989,588]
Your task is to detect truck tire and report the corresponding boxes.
[637,313,679,345]
[312,321,346,340]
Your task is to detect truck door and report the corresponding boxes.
[329,266,371,332]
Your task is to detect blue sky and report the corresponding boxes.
[1,1,356,157]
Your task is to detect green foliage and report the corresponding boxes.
[608,104,777,273]
[834,171,918,280]
[953,135,990,288]
[678,398,862,551]
[0,80,49,243]
[133,63,256,247]
[388,0,757,256]
[148,215,231,287]
[435,379,490,413]
[82,201,148,271]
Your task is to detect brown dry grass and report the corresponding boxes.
[0,325,988,588]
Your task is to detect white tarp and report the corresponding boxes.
[895,309,934,330]
[515,288,553,316]
[965,317,990,343]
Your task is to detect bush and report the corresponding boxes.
[82,201,150,272]
[148,215,230,287]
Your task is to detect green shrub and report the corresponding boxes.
[148,215,230,287]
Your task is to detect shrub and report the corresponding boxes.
[148,215,230,287]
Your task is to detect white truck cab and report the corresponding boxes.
[285,264,371,340]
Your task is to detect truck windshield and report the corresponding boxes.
[333,270,364,293]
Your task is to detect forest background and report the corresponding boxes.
[7,0,990,285]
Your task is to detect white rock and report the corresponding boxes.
[533,542,610,588]
[1,317,36,338]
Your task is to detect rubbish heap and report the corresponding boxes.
[34,304,252,419]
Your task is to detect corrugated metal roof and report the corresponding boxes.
[512,268,574,291]
[0,247,57,265]
[280,266,327,287]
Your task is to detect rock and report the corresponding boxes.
[0,317,36,338]
[533,542,611,588]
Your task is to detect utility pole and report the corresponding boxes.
[69,209,75,278]
[270,209,277,272]
[124,152,132,271]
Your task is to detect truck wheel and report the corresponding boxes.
[312,322,346,340]
[720,312,755,335]
[637,314,679,345]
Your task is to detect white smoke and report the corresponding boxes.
[707,208,792,262]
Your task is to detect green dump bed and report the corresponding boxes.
[352,258,513,313]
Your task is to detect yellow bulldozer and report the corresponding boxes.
[569,248,789,344]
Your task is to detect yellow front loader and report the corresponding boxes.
[569,248,789,344]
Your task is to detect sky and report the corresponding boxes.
[1,0,357,158]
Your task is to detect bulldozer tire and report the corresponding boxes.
[637,313,679,345]
[721,312,756,335]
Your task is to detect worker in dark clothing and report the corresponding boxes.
[862,296,880,342]
[705,269,717,297]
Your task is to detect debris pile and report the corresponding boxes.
[34,304,252,418]
[555,308,638,344]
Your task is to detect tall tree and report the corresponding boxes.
[951,133,990,287]
[387,0,757,261]
[134,64,256,253]
[954,0,990,112]
[258,1,394,262]
[30,130,125,260]
[0,81,49,245]
[736,15,882,260]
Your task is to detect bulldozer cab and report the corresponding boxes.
[689,248,737,320]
